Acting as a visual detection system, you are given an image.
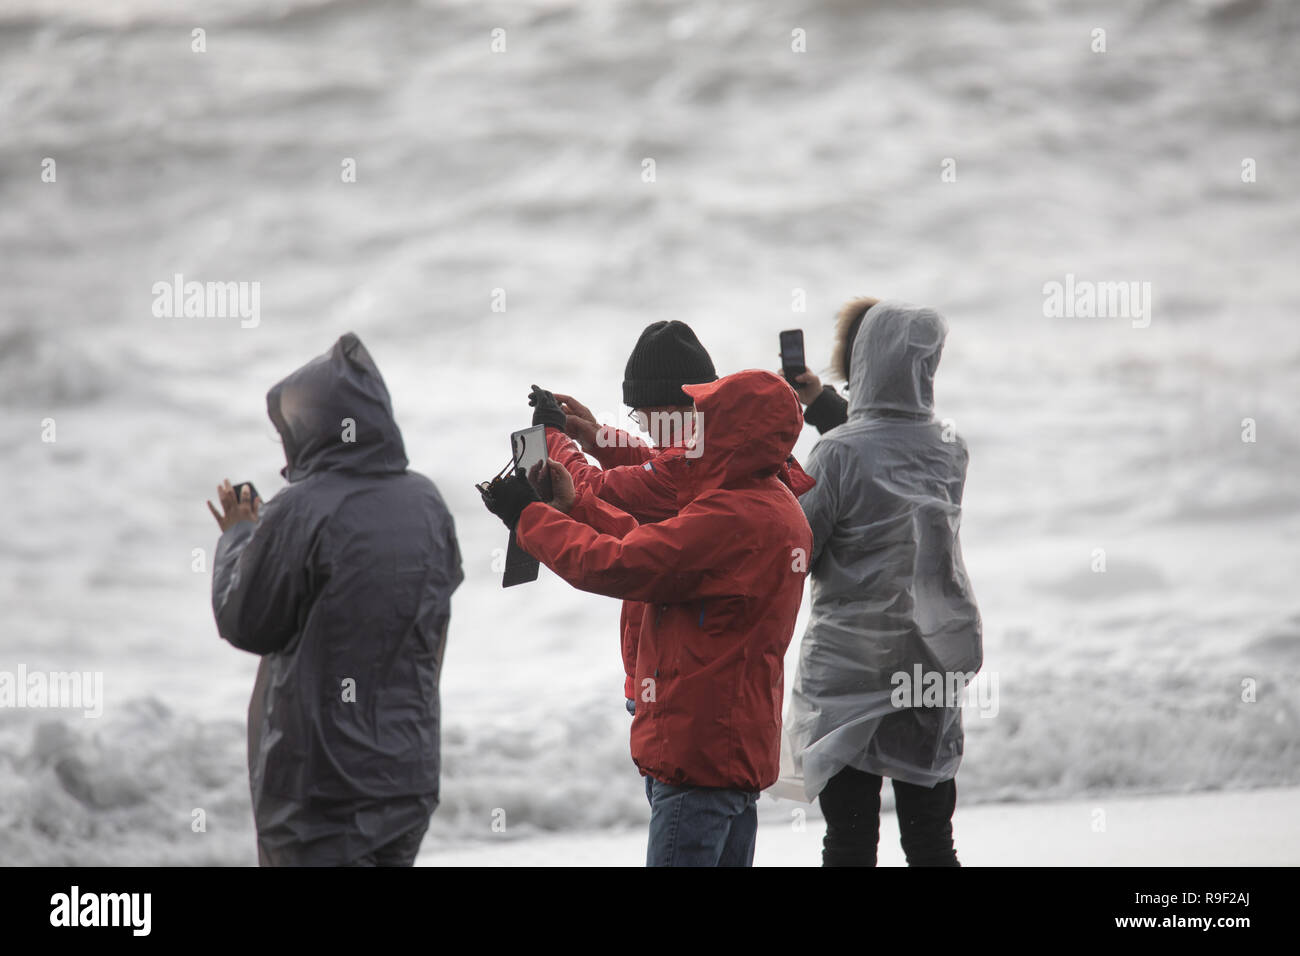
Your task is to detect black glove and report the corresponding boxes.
[479,468,542,531]
[529,384,567,430]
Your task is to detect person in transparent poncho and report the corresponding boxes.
[781,298,983,867]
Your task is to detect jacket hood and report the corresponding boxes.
[267,332,409,482]
[682,369,803,492]
[847,300,948,420]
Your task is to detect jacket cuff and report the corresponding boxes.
[803,384,849,434]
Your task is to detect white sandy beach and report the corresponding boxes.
[418,787,1300,867]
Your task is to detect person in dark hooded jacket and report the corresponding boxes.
[207,332,463,866]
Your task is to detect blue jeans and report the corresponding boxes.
[644,777,760,867]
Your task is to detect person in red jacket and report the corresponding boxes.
[525,322,815,717]
[481,369,813,866]
[527,321,717,713]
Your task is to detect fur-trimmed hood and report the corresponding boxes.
[830,296,879,381]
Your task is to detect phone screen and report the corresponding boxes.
[511,424,552,500]
[780,329,805,382]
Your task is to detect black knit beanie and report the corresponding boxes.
[622,321,717,408]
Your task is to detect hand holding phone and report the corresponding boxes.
[206,478,261,532]
[512,425,552,501]
[533,460,574,513]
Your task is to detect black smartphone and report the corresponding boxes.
[779,329,806,385]
[234,481,259,504]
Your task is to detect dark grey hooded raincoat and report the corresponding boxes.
[212,332,463,865]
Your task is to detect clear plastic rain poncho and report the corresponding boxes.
[777,301,983,801]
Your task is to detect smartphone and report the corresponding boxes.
[501,425,550,588]
[234,481,259,504]
[510,424,552,501]
[779,329,805,385]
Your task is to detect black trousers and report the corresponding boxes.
[819,766,959,867]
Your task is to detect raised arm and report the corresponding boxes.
[212,494,313,655]
[546,427,682,523]
[802,385,850,434]
[515,494,744,605]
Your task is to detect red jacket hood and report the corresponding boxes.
[682,370,804,492]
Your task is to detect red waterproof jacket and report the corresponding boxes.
[546,409,814,700]
[517,370,813,790]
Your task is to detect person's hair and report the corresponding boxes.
[830,296,879,381]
